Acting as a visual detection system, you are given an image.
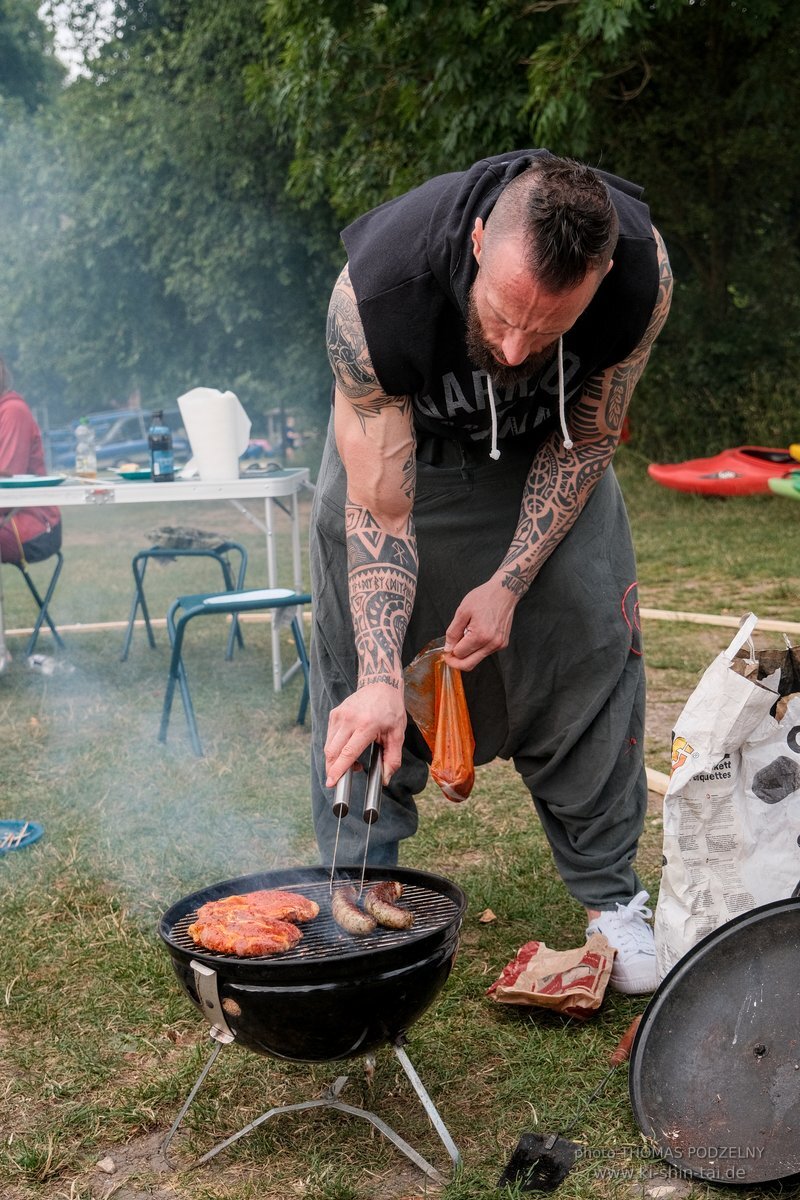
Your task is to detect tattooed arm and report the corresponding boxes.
[323,263,418,786]
[446,229,673,670]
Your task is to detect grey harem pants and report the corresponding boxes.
[309,421,647,910]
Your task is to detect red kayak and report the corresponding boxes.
[647,446,798,496]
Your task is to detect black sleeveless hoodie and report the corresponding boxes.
[341,150,659,455]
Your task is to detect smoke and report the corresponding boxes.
[1,602,316,921]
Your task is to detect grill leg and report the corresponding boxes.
[393,1039,462,1170]
[160,1039,224,1166]
[191,1084,452,1185]
[162,1047,460,1185]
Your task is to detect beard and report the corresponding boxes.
[465,288,557,389]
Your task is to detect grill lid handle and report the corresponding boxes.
[191,960,235,1044]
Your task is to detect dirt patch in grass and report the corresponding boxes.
[75,1133,445,1200]
[81,1133,175,1199]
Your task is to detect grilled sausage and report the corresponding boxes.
[363,880,414,930]
[331,884,377,936]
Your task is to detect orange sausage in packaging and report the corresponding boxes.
[404,638,475,802]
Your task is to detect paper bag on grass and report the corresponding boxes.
[486,934,615,1019]
[654,612,800,980]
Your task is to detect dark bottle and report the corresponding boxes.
[148,410,174,481]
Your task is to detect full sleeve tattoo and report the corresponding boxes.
[497,230,673,596]
[326,265,418,691]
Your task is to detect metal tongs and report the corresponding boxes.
[329,742,383,896]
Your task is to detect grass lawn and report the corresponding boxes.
[0,449,798,1200]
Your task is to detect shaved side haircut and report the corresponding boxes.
[484,157,619,291]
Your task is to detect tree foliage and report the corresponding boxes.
[248,0,560,219]
[0,0,63,112]
[1,0,799,454]
[249,0,800,453]
[2,0,337,427]
[523,0,800,451]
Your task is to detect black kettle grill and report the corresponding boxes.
[158,864,467,1183]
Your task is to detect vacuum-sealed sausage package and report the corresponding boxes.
[404,637,475,802]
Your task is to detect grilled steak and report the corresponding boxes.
[189,914,303,957]
[188,888,319,957]
[195,889,319,924]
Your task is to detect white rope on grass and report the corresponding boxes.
[2,611,313,638]
[639,608,800,635]
[5,608,796,640]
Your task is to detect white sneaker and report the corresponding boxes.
[586,891,657,995]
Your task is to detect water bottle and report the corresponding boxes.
[74,418,97,479]
[148,410,174,481]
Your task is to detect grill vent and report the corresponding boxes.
[165,878,460,964]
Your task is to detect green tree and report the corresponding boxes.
[524,0,800,452]
[5,0,799,455]
[0,0,63,113]
[2,0,339,430]
[251,0,800,455]
[250,0,560,220]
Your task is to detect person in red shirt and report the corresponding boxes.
[0,359,62,566]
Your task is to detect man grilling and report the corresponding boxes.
[309,150,672,994]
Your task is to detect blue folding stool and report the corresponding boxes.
[11,551,66,657]
[158,587,311,756]
[121,540,248,662]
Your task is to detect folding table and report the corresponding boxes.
[0,469,310,691]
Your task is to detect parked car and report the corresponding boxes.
[46,408,191,472]
[239,437,284,473]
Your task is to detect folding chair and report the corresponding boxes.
[11,551,66,657]
[158,588,311,756]
[121,539,248,662]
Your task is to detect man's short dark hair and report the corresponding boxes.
[486,156,619,292]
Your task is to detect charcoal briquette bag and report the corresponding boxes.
[654,613,800,979]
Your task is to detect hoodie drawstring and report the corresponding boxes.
[487,334,573,461]
[486,377,501,461]
[557,336,573,450]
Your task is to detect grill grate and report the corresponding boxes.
[166,878,460,964]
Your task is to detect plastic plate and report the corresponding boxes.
[114,468,152,481]
[0,820,44,853]
[203,588,296,605]
[0,475,65,488]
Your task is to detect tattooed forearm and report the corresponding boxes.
[346,501,418,689]
[497,228,673,597]
[330,261,419,681]
[498,438,614,593]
